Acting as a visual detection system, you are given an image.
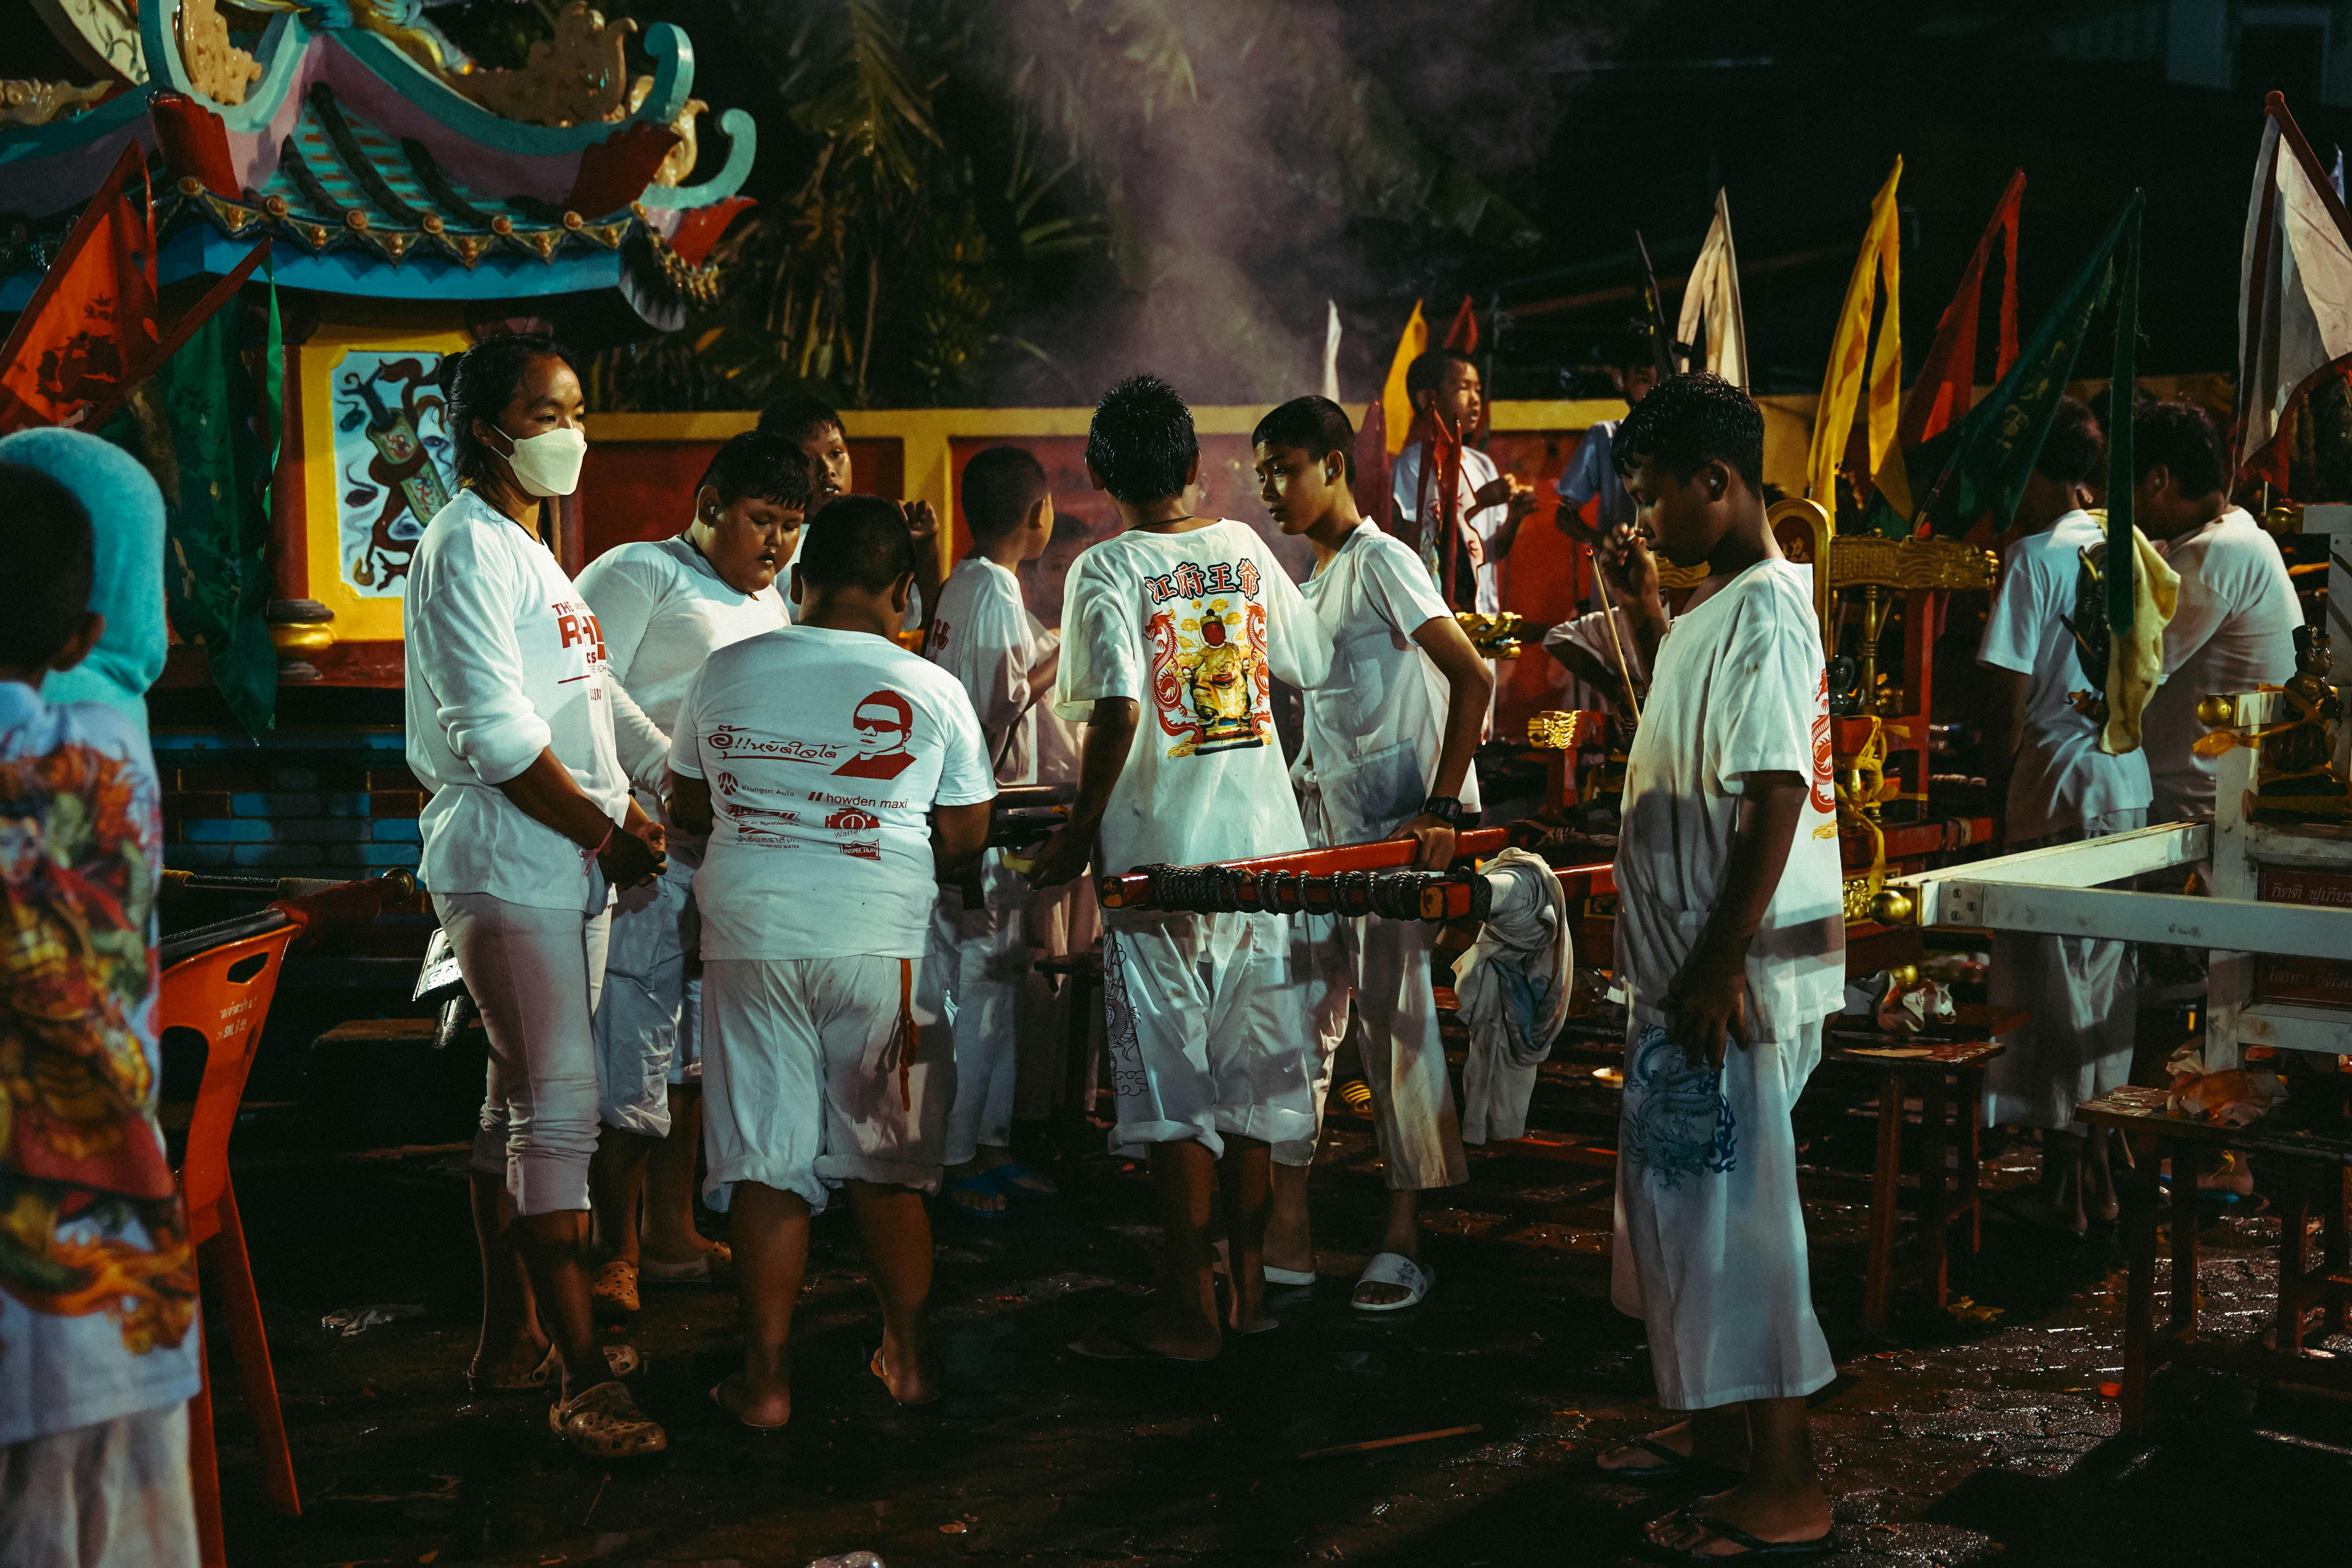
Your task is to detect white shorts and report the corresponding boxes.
[1279,913,1467,1190]
[0,1404,196,1568]
[591,859,702,1138]
[1100,910,1318,1158]
[700,954,953,1215]
[1612,1015,1836,1411]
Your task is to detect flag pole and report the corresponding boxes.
[2107,192,2145,639]
[84,238,274,432]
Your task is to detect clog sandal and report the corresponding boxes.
[548,1379,667,1458]
[591,1258,640,1315]
[1350,1251,1433,1312]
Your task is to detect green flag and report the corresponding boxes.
[145,309,279,734]
[1876,194,2143,539]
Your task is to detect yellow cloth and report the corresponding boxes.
[1381,301,1428,457]
[1808,158,1904,512]
[2096,516,2180,756]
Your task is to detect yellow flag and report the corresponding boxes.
[1381,300,1429,456]
[1808,158,1904,512]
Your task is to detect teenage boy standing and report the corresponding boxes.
[926,445,1062,1215]
[1253,396,1492,1312]
[1588,374,1841,1559]
[1028,374,1333,1361]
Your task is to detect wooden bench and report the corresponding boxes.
[2078,1084,2352,1435]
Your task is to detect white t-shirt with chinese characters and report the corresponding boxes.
[0,684,201,1447]
[575,535,789,861]
[1615,559,1845,1041]
[1391,441,1505,615]
[405,490,630,912]
[671,626,996,960]
[1054,518,1334,875]
[2145,507,2302,821]
[926,556,1049,786]
[1295,525,1480,845]
[1976,512,2152,842]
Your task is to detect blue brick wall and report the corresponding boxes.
[158,729,425,885]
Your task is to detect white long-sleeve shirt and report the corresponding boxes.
[575,535,789,799]
[404,490,630,910]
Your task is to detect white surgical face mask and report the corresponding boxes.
[489,424,587,497]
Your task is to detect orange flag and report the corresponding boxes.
[0,144,159,434]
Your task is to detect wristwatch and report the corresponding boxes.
[1420,795,1463,827]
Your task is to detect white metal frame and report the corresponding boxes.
[1884,505,2352,1063]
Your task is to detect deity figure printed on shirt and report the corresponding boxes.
[1141,555,1271,758]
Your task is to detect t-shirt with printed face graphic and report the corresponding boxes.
[1054,517,1334,876]
[672,625,995,958]
[835,688,918,779]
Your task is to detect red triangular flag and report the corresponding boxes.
[1899,170,2025,452]
[1443,294,1478,355]
[0,142,158,434]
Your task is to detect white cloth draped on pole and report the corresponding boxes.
[1456,848,1575,1144]
[1675,187,1748,387]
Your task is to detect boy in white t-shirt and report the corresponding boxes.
[2129,399,2302,823]
[1027,375,1334,1361]
[670,496,996,1426]
[1974,398,2147,1232]
[1253,396,1493,1313]
[573,432,806,1312]
[762,393,945,641]
[925,445,1062,1215]
[1013,517,1104,1121]
[1587,375,1841,1559]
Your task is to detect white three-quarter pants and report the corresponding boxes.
[437,889,610,1217]
[590,856,703,1140]
[1278,912,1468,1190]
[700,953,953,1216]
[1100,909,1318,1158]
[940,850,1027,1164]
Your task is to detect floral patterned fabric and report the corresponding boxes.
[0,682,198,1444]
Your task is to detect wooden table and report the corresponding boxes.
[2078,1084,2352,1434]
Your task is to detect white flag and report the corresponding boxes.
[1675,188,1749,388]
[1321,300,1342,404]
[2237,93,2352,483]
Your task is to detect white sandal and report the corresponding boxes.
[1351,1252,1433,1312]
[548,1379,668,1458]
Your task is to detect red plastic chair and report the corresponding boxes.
[159,871,415,1567]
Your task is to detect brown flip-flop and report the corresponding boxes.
[708,1372,789,1431]
[868,1348,943,1406]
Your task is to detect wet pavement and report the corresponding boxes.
[209,1112,2352,1568]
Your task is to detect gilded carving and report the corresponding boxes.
[455,3,645,128]
[178,0,264,106]
[0,78,113,127]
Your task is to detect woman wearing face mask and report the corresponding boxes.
[403,334,669,1457]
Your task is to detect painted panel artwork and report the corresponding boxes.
[333,350,456,596]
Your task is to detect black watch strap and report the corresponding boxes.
[1420,795,1462,826]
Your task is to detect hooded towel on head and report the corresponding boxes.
[0,428,167,734]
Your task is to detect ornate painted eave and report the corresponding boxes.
[1,4,755,310]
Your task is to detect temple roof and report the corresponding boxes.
[0,4,756,313]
